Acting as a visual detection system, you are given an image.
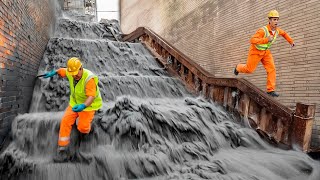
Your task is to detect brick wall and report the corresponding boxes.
[120,0,320,148]
[0,0,57,145]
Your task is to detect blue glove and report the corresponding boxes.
[72,104,86,112]
[44,70,57,78]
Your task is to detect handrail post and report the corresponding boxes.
[292,102,316,152]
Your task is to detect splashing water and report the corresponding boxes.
[0,14,319,180]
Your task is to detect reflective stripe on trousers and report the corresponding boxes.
[59,136,70,142]
[58,136,70,147]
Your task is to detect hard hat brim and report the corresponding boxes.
[68,70,79,76]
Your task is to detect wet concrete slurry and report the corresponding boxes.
[0,16,320,180]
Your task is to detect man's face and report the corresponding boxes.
[72,68,83,80]
[269,17,279,28]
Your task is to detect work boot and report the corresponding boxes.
[53,146,70,163]
[77,132,91,150]
[267,91,279,97]
[234,67,239,76]
[78,133,90,142]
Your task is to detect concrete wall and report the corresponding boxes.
[0,0,57,145]
[120,0,320,148]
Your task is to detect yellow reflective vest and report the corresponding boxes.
[66,69,102,111]
[255,26,279,50]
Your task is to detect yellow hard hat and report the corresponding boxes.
[268,10,279,18]
[67,57,82,75]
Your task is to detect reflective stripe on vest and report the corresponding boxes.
[255,26,278,50]
[66,69,103,111]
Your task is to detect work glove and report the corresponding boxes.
[72,104,86,112]
[44,70,57,78]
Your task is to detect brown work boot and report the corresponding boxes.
[267,91,279,97]
[53,146,70,163]
[234,67,239,76]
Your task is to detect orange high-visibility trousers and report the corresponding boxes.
[236,50,276,92]
[58,106,95,147]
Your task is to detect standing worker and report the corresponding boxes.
[43,57,103,162]
[234,10,295,97]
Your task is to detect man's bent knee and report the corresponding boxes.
[77,125,91,134]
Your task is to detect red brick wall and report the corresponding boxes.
[0,0,57,145]
[120,0,320,148]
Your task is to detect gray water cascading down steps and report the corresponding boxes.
[0,15,319,180]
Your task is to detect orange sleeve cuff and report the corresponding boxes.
[57,68,67,77]
[85,78,97,97]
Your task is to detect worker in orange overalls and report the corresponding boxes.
[43,57,102,162]
[234,10,295,97]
